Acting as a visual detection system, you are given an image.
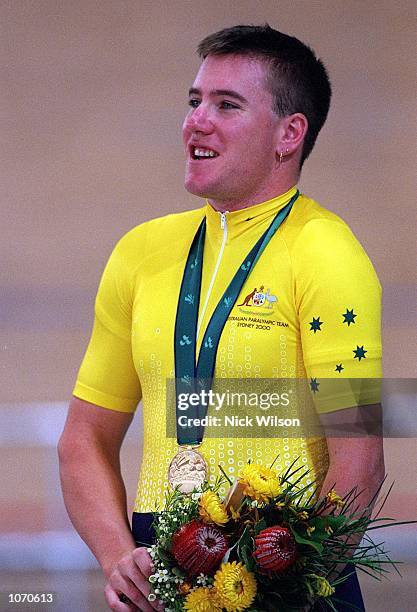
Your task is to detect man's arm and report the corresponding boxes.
[318,403,385,581]
[319,403,385,506]
[58,397,162,612]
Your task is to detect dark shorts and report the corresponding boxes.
[132,512,365,611]
[132,512,157,547]
[310,564,365,611]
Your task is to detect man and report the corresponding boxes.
[58,25,383,611]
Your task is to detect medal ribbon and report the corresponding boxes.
[174,190,300,445]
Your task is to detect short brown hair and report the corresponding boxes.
[198,24,332,167]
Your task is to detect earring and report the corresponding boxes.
[277,149,290,168]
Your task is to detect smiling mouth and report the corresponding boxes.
[191,146,219,160]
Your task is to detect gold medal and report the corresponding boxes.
[168,446,208,494]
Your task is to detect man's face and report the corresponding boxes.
[182,54,283,208]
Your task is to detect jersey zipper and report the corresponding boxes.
[196,211,228,341]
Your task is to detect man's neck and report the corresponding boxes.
[207,175,299,213]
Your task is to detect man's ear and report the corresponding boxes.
[275,113,308,159]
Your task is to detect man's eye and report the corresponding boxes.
[220,101,238,110]
[188,99,200,108]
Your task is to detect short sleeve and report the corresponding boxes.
[73,232,144,412]
[293,218,382,412]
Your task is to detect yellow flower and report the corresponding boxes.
[214,561,257,611]
[184,587,222,611]
[199,491,229,525]
[306,525,316,536]
[326,489,345,508]
[313,576,335,598]
[298,511,309,520]
[239,463,280,502]
[325,525,333,535]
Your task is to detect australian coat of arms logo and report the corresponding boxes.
[237,285,278,316]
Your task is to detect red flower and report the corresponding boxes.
[254,526,297,573]
[172,520,228,576]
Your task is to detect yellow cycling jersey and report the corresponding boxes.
[73,186,382,512]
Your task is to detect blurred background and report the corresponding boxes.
[0,1,415,610]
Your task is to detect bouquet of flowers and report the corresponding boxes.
[146,460,407,611]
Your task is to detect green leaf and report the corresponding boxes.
[253,518,267,535]
[237,525,252,550]
[237,526,255,570]
[218,463,233,485]
[222,539,239,564]
[291,527,324,553]
[156,546,174,566]
[240,544,255,570]
[304,515,348,543]
[325,514,348,530]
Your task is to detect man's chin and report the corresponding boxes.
[184,179,210,198]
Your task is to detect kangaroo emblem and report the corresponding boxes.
[237,286,258,307]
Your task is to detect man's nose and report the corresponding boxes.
[186,103,214,133]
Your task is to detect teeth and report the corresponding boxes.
[194,147,217,158]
